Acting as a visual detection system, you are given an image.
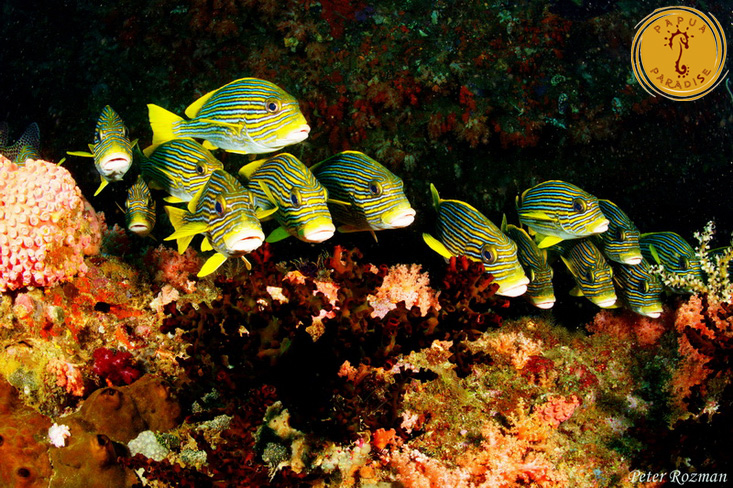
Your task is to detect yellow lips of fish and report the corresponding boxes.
[298,217,336,243]
[381,205,417,228]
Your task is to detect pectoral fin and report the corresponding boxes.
[67,150,94,158]
[536,235,563,249]
[94,178,109,196]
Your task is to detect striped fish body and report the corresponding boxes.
[593,199,642,265]
[310,151,416,233]
[189,170,263,258]
[424,185,528,297]
[504,224,555,308]
[125,176,156,237]
[92,106,134,184]
[640,232,703,290]
[0,122,41,164]
[148,78,310,154]
[611,258,663,318]
[241,153,334,243]
[141,139,224,202]
[517,180,609,248]
[559,239,617,308]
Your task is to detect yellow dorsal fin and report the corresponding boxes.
[197,252,228,277]
[430,183,441,210]
[202,140,218,151]
[239,159,268,179]
[501,214,508,232]
[422,233,453,259]
[185,88,218,118]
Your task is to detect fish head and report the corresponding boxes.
[474,238,529,297]
[94,106,133,181]
[558,194,609,235]
[197,171,265,257]
[125,177,155,236]
[239,83,310,152]
[209,191,265,256]
[298,216,336,243]
[360,176,414,230]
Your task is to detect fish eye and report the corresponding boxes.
[529,269,536,282]
[619,230,628,241]
[572,198,587,213]
[642,281,650,293]
[95,129,103,143]
[368,180,383,196]
[481,245,497,264]
[265,99,281,113]
[679,257,690,269]
[289,188,302,207]
[196,164,205,175]
[215,196,226,215]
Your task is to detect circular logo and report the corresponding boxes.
[631,6,728,101]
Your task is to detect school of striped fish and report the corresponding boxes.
[53,76,723,317]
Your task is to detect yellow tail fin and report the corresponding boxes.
[148,104,183,146]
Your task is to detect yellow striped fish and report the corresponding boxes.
[611,258,663,318]
[125,176,156,237]
[164,169,265,277]
[140,139,224,203]
[239,153,335,243]
[516,180,609,248]
[503,221,555,308]
[0,122,41,164]
[558,239,617,308]
[310,151,415,238]
[422,184,528,297]
[640,232,703,292]
[67,106,135,196]
[147,78,310,155]
[593,199,642,265]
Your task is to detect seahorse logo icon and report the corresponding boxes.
[631,6,727,101]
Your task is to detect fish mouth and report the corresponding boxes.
[594,296,618,308]
[621,254,643,265]
[382,207,416,229]
[496,275,530,297]
[532,298,556,309]
[301,222,336,243]
[640,304,663,318]
[591,219,610,234]
[128,223,152,237]
[228,230,266,253]
[281,124,311,144]
[100,152,132,180]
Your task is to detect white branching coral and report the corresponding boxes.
[651,221,733,304]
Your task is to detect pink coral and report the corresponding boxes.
[533,395,580,428]
[367,264,441,319]
[0,156,104,291]
[46,358,85,397]
[144,244,202,293]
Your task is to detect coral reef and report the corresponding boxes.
[0,157,104,292]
